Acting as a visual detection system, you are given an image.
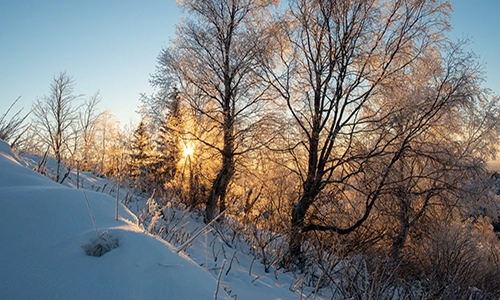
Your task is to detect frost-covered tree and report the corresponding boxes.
[154,88,183,188]
[77,92,103,171]
[92,110,123,176]
[263,0,493,264]
[130,121,155,192]
[373,49,500,262]
[164,0,279,222]
[32,71,82,182]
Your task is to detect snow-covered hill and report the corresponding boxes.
[0,140,228,299]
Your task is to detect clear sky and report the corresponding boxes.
[1,0,499,126]
[0,0,180,126]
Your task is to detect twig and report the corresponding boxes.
[102,181,109,193]
[214,259,226,300]
[158,263,183,268]
[249,256,256,276]
[226,250,239,276]
[251,276,261,284]
[83,189,100,238]
[116,152,123,220]
[76,161,80,189]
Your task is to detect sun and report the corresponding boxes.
[183,143,194,157]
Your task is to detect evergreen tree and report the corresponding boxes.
[155,88,183,190]
[130,121,154,192]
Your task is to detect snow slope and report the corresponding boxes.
[0,140,228,300]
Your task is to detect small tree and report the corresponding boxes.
[155,88,183,189]
[32,72,81,182]
[129,121,155,192]
[89,110,123,176]
[78,92,103,170]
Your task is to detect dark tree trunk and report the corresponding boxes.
[391,220,409,262]
[204,105,234,223]
[288,103,322,265]
[289,194,312,267]
[289,135,320,265]
[56,153,61,182]
[204,157,234,223]
[391,166,410,262]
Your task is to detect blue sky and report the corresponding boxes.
[1,1,499,126]
[0,0,180,125]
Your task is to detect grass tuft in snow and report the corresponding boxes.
[83,231,119,257]
[81,189,119,257]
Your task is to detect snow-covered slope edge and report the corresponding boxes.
[0,140,227,300]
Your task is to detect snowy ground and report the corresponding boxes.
[0,140,318,299]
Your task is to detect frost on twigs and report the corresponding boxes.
[83,231,119,257]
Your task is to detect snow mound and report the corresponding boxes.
[0,141,228,299]
[0,139,24,167]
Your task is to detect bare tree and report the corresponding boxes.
[165,0,278,222]
[78,92,103,170]
[32,72,82,182]
[378,71,500,261]
[94,110,122,175]
[262,0,483,264]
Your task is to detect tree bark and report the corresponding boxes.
[289,194,312,267]
[391,221,409,262]
[204,113,234,222]
[204,155,234,223]
[289,145,320,266]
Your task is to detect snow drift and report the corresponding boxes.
[0,140,227,299]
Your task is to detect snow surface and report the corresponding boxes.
[0,140,228,300]
[0,139,312,299]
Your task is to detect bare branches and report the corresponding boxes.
[0,96,31,148]
[164,0,279,222]
[258,0,491,263]
[32,71,82,182]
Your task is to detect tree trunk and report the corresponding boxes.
[204,124,234,223]
[289,113,321,266]
[205,52,235,222]
[204,157,233,223]
[391,221,409,262]
[289,196,311,268]
[289,156,319,266]
[391,190,410,262]
[55,142,62,183]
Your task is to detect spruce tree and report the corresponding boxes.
[157,89,181,176]
[130,121,154,192]
[154,88,183,191]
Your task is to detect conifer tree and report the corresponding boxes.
[155,88,183,190]
[130,121,154,192]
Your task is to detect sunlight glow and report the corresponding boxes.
[183,143,194,157]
